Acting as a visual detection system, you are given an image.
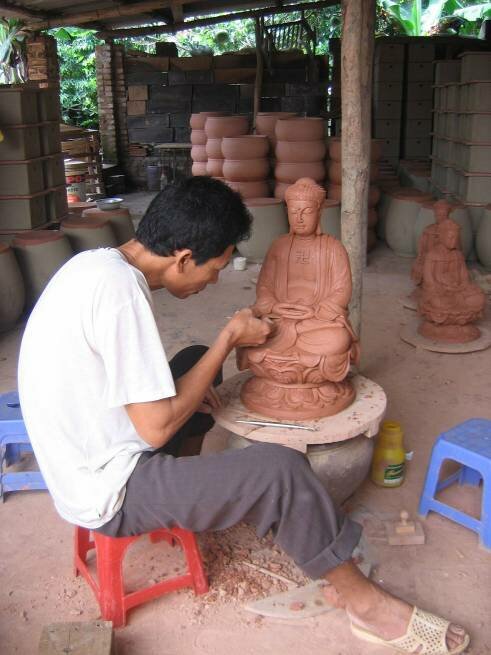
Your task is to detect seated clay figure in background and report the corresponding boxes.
[411,199,451,289]
[238,177,360,420]
[418,218,486,343]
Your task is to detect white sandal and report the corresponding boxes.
[350,606,470,654]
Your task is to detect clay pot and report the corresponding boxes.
[328,137,382,163]
[376,186,406,240]
[236,198,289,261]
[275,139,326,163]
[385,190,433,257]
[190,112,226,130]
[206,158,224,177]
[192,161,208,176]
[191,145,207,163]
[328,161,379,184]
[66,201,96,216]
[225,179,270,199]
[274,182,291,200]
[205,115,249,139]
[81,207,135,245]
[320,200,341,239]
[61,217,118,252]
[275,161,325,184]
[12,230,73,309]
[413,201,436,251]
[205,138,223,159]
[0,243,25,332]
[255,112,297,145]
[190,129,207,146]
[223,158,270,182]
[476,205,491,271]
[222,135,269,160]
[275,117,324,142]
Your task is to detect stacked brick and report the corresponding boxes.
[373,42,404,167]
[402,41,435,160]
[0,85,67,233]
[26,35,59,85]
[95,44,118,163]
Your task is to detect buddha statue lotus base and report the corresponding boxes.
[240,376,355,421]
[418,321,481,344]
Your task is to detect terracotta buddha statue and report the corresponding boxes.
[412,199,451,288]
[237,177,360,420]
[418,218,486,343]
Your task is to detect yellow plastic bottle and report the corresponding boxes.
[371,420,406,487]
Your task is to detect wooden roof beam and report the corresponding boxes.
[96,0,338,39]
[170,1,184,23]
[0,1,48,20]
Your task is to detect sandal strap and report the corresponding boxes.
[390,607,450,654]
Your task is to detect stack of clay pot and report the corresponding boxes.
[254,112,297,150]
[82,206,135,245]
[222,135,270,199]
[274,118,326,200]
[384,188,433,257]
[236,198,289,261]
[326,137,382,251]
[204,115,249,180]
[0,243,25,332]
[190,112,225,176]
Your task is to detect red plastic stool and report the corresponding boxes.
[74,526,209,627]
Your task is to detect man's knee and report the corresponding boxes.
[254,443,308,478]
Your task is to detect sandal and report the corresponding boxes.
[350,606,470,654]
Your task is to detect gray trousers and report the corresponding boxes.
[96,347,362,579]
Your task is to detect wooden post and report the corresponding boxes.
[253,18,264,129]
[340,0,375,338]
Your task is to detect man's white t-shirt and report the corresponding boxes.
[18,248,176,529]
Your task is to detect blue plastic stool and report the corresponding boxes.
[0,391,47,501]
[418,418,491,548]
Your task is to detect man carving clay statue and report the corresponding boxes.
[18,177,469,654]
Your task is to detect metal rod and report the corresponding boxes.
[235,419,316,431]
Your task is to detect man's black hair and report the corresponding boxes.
[136,176,251,264]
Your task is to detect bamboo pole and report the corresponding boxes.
[340,0,375,338]
[253,18,264,129]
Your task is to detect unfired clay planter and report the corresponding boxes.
[190,145,207,162]
[190,130,207,146]
[255,112,297,146]
[0,243,25,332]
[223,158,270,182]
[275,117,324,142]
[61,217,118,252]
[225,180,269,199]
[476,205,491,271]
[205,138,223,159]
[81,207,135,245]
[320,199,341,239]
[274,182,290,200]
[376,186,405,240]
[206,158,224,177]
[328,161,379,184]
[236,198,289,261]
[192,162,208,176]
[66,200,96,216]
[275,161,325,184]
[12,230,73,308]
[222,135,269,160]
[275,140,326,163]
[385,190,433,257]
[205,115,249,139]
[190,112,226,130]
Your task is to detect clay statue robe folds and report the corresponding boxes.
[246,233,360,383]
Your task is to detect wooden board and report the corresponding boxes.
[38,621,114,655]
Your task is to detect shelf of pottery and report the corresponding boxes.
[0,86,68,235]
[431,52,491,270]
[61,124,105,199]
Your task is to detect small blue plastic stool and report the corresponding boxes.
[419,418,491,548]
[0,391,47,501]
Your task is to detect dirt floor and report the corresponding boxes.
[1,193,490,654]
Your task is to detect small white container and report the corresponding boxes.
[233,256,247,271]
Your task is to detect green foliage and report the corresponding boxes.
[0,18,28,84]
[379,0,491,35]
[50,27,101,128]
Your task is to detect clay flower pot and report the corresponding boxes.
[0,243,25,332]
[190,129,207,146]
[274,182,290,200]
[82,207,135,245]
[190,112,226,130]
[275,139,326,163]
[237,198,289,261]
[61,217,118,253]
[205,115,249,139]
[320,199,341,239]
[206,158,224,177]
[192,162,208,176]
[222,135,269,160]
[385,189,433,257]
[275,161,325,184]
[191,145,207,163]
[255,112,297,144]
[476,205,491,271]
[206,138,223,159]
[275,117,324,142]
[328,161,379,185]
[225,179,270,199]
[223,158,269,182]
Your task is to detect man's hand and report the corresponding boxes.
[223,308,274,348]
[197,386,222,414]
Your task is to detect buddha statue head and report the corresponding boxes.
[284,178,326,237]
[433,199,452,224]
[438,218,461,251]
